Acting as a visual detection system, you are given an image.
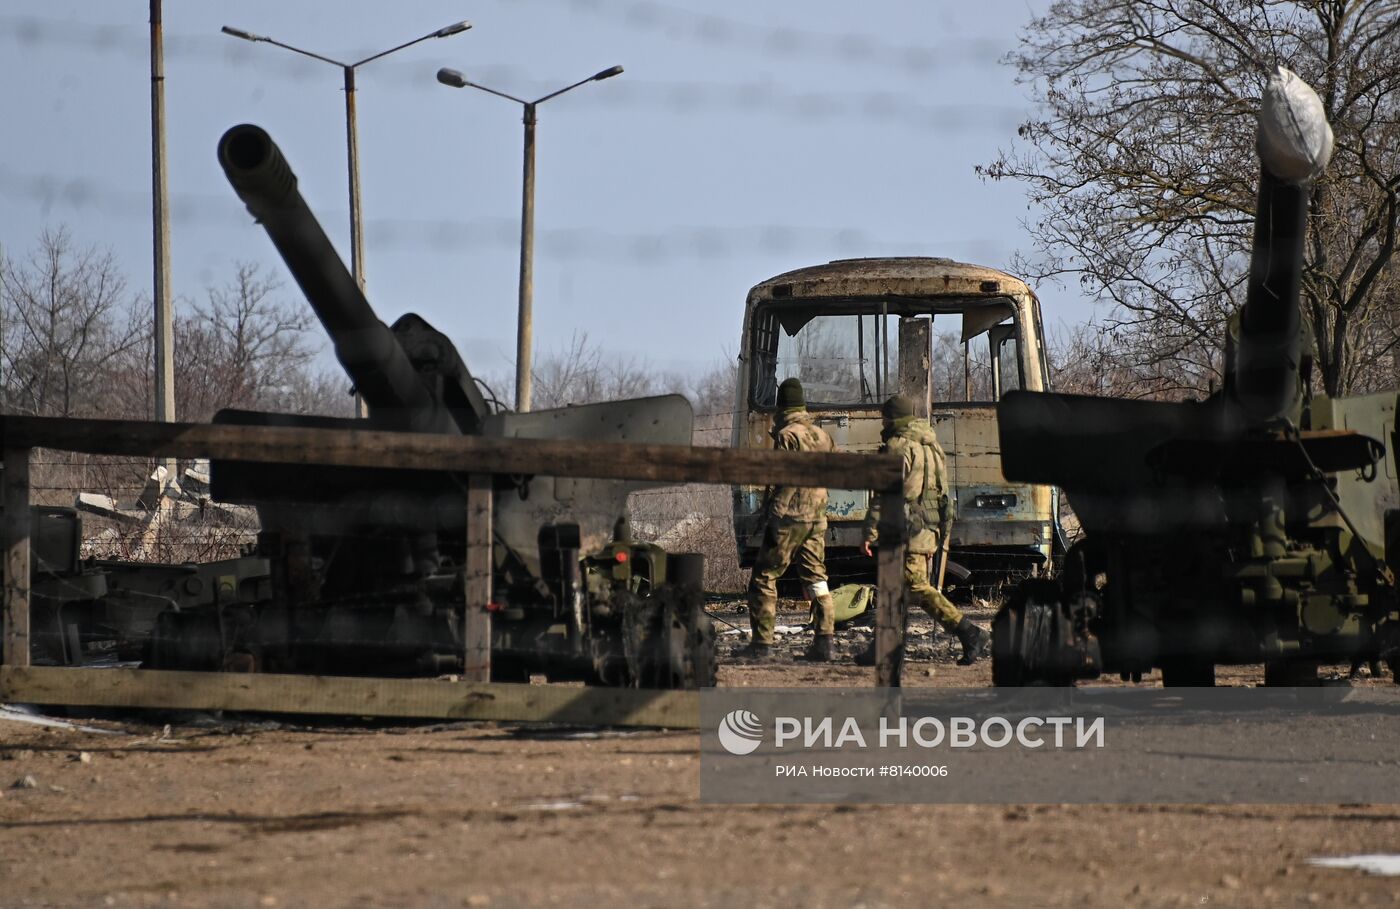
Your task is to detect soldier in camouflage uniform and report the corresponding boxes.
[741,378,839,662]
[857,394,990,666]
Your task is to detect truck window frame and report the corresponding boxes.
[747,297,1025,411]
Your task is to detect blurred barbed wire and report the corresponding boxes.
[0,15,1022,128]
[527,0,1007,74]
[1,8,1006,76]
[0,166,1000,262]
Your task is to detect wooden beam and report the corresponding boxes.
[873,488,907,687]
[3,448,31,668]
[463,474,492,683]
[0,666,699,728]
[2,416,902,492]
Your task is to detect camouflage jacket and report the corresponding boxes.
[863,418,950,554]
[764,410,837,524]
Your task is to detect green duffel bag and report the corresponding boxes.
[807,583,875,628]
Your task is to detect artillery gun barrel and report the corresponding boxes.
[1235,169,1308,425]
[218,124,455,435]
[1234,68,1332,425]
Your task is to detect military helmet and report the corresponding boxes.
[777,377,806,410]
[882,394,915,420]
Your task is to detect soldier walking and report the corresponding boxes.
[857,394,989,666]
[740,378,839,662]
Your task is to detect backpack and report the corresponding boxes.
[908,432,950,533]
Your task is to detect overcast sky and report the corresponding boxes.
[0,0,1088,385]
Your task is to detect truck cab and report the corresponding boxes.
[732,256,1061,584]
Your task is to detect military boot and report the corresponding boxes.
[954,618,990,666]
[810,593,838,635]
[736,641,773,661]
[803,634,833,662]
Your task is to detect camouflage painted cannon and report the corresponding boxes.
[992,69,1399,686]
[139,124,716,687]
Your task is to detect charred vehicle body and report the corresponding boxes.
[733,258,1063,585]
[992,69,1399,686]
[13,125,715,689]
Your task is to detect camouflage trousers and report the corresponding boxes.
[748,519,834,644]
[906,548,962,631]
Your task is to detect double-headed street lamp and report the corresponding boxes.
[437,65,623,413]
[221,20,472,296]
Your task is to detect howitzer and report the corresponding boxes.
[218,124,485,436]
[124,124,716,686]
[992,68,1399,686]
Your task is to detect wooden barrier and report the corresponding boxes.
[2,416,900,491]
[0,414,909,726]
[0,666,698,728]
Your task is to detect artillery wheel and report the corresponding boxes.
[623,587,717,689]
[1060,539,1107,596]
[992,579,1074,687]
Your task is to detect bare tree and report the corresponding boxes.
[526,331,685,410]
[685,354,740,419]
[182,263,318,420]
[929,331,1000,402]
[266,366,356,419]
[1041,322,1158,398]
[112,263,351,422]
[981,0,1400,397]
[0,227,144,417]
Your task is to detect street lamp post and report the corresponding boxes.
[222,21,471,417]
[436,65,623,413]
[222,20,471,294]
[150,0,175,480]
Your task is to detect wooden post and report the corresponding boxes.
[3,448,32,667]
[873,486,907,687]
[898,316,932,419]
[463,473,492,682]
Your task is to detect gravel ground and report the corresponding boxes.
[2,597,1397,907]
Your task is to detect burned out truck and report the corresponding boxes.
[732,258,1064,586]
[12,125,716,689]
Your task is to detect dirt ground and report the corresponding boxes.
[3,600,1398,908]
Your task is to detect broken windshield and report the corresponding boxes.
[750,310,897,407]
[750,302,1021,408]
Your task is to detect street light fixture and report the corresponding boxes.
[221,20,472,297]
[436,64,624,412]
